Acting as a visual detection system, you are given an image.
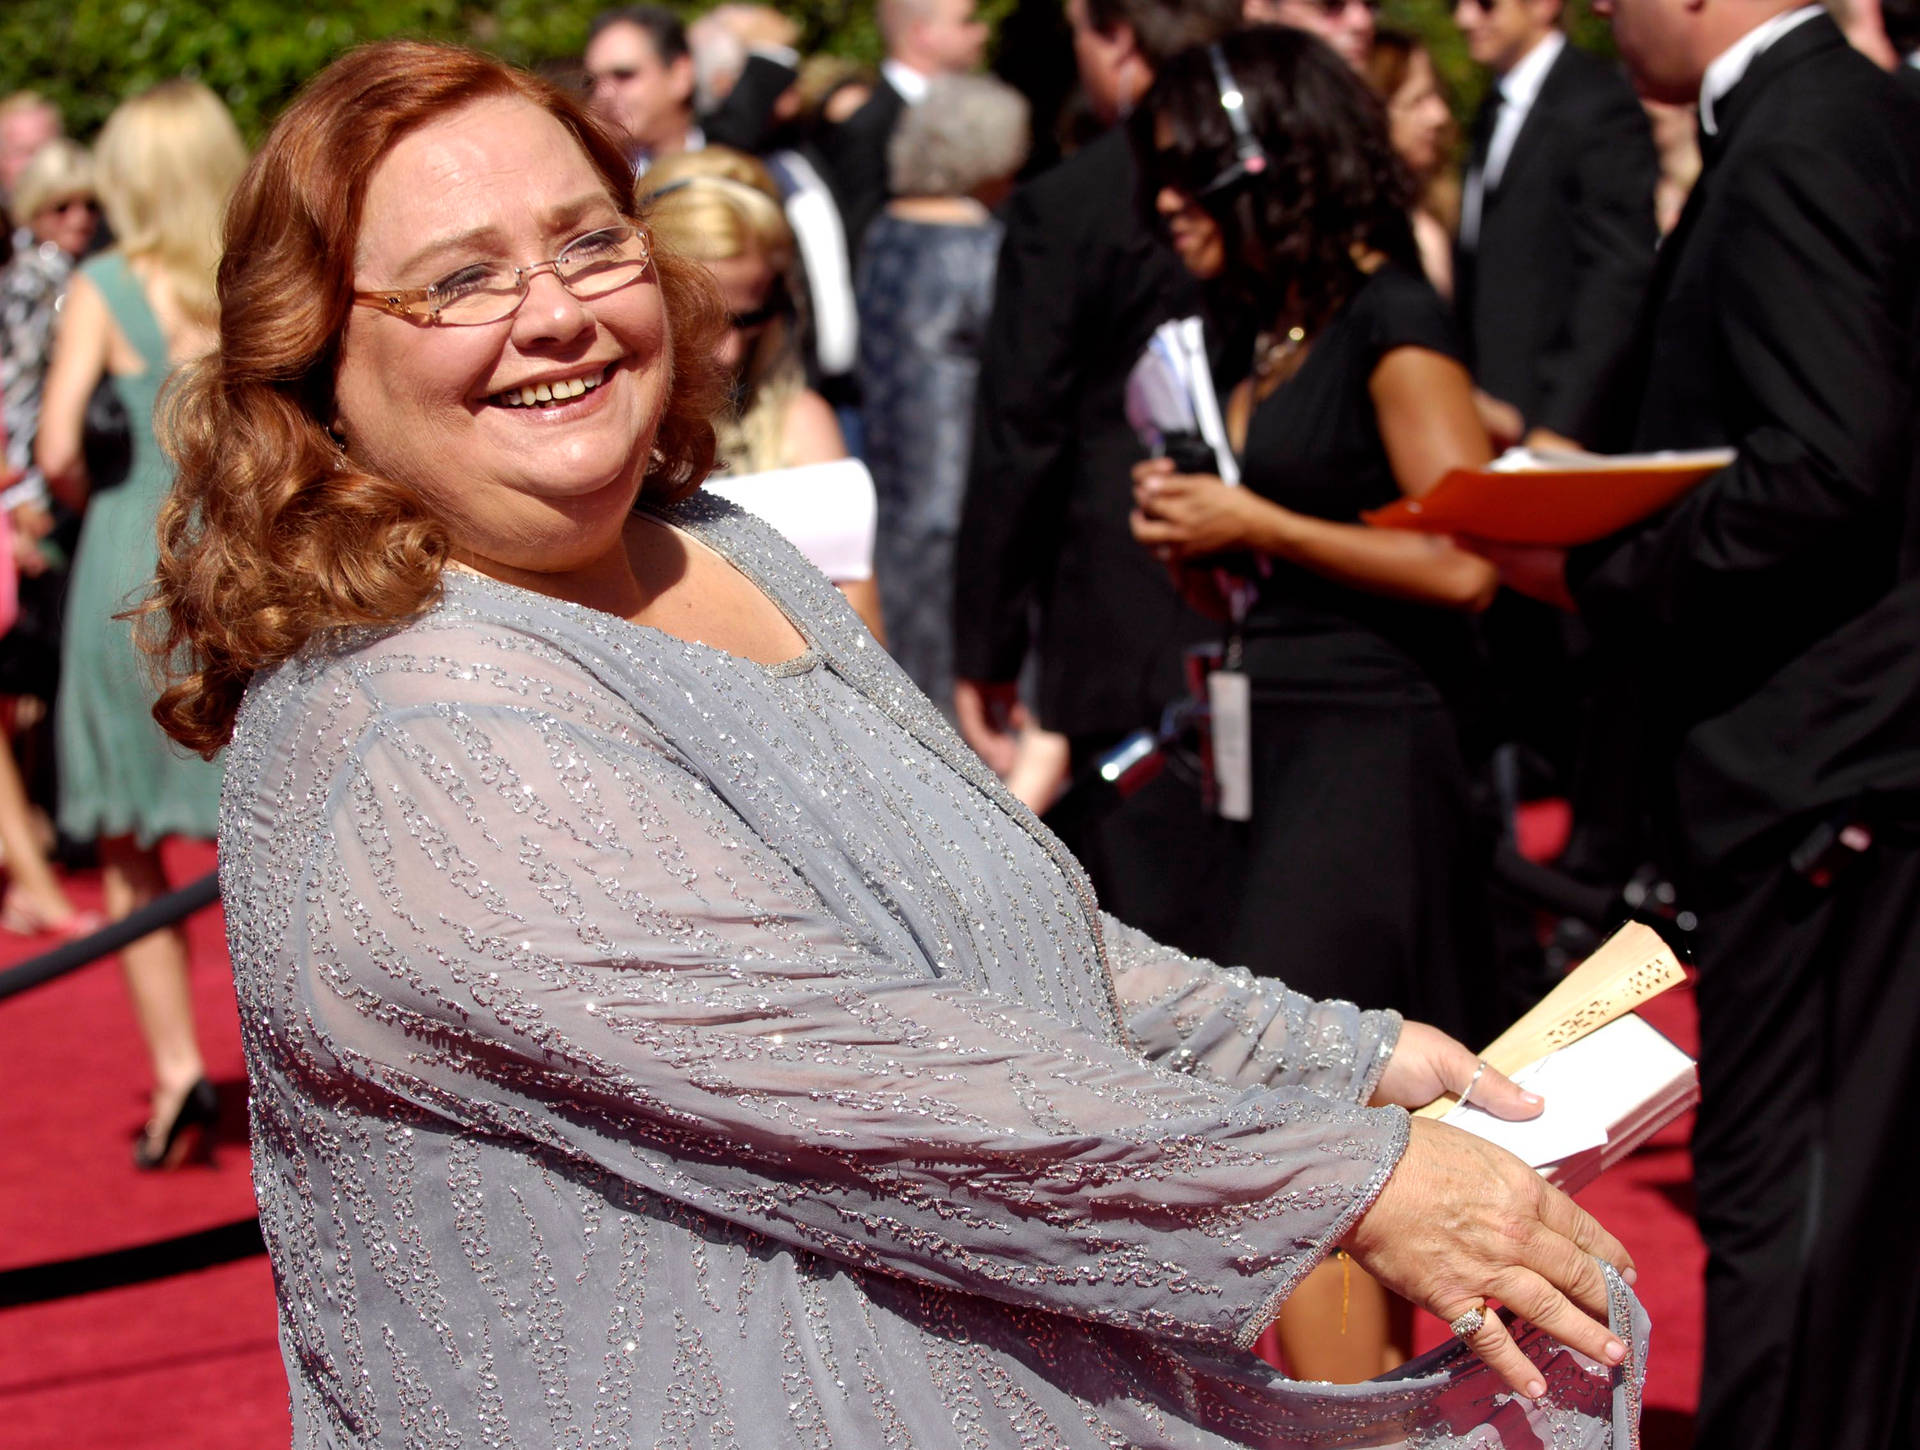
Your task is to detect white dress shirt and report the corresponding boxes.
[880,58,931,105]
[1461,29,1566,249]
[1699,4,1823,134]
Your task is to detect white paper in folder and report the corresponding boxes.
[1441,1013,1697,1173]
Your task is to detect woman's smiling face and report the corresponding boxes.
[332,95,672,580]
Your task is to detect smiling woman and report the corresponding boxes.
[145,39,1647,1450]
[329,97,681,587]
[148,44,730,754]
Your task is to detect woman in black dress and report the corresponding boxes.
[1128,28,1504,1380]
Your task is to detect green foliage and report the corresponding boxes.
[0,0,863,141]
[1,0,1608,142]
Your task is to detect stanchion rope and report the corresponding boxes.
[0,869,220,1004]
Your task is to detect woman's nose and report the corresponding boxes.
[512,267,592,344]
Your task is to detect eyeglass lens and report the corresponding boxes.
[431,226,650,325]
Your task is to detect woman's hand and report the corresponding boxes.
[1472,389,1526,452]
[953,677,1028,778]
[1369,1019,1540,1115]
[1130,458,1265,562]
[1455,538,1575,611]
[8,500,55,577]
[1344,1117,1635,1398]
[1357,1022,1636,1397]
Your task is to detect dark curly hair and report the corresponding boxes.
[145,40,729,757]
[1131,27,1419,339]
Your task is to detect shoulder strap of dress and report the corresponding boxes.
[82,253,169,372]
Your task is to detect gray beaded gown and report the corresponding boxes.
[220,495,1646,1448]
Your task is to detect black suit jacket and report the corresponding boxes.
[954,127,1215,740]
[1569,15,1920,868]
[700,53,798,155]
[1455,41,1658,445]
[817,76,908,256]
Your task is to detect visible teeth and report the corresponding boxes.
[492,368,606,407]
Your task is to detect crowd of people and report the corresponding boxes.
[1,0,1917,1443]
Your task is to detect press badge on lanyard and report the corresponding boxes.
[1208,644,1253,821]
[1124,316,1259,820]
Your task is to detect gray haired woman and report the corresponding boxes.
[856,73,1028,723]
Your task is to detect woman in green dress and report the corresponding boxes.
[35,80,246,1167]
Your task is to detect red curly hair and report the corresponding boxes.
[148,39,729,757]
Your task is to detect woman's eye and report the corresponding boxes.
[567,230,621,258]
[430,264,497,299]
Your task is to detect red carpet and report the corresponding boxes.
[0,840,289,1449]
[0,837,1703,1448]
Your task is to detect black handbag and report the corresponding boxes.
[80,372,132,494]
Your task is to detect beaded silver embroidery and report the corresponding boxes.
[220,495,1646,1447]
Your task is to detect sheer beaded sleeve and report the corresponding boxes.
[1105,913,1401,1104]
[295,690,1408,1353]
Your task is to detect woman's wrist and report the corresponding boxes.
[1243,492,1304,557]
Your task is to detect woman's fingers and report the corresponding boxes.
[1131,510,1203,559]
[1344,1119,1642,1396]
[1489,1265,1628,1370]
[1535,1181,1637,1281]
[1445,1263,1629,1400]
[1521,1218,1616,1321]
[1421,1027,1543,1121]
[1129,509,1166,541]
[1443,1298,1549,1399]
[1461,1058,1545,1121]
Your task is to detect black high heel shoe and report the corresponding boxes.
[133,1077,219,1170]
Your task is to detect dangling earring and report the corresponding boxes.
[327,423,349,470]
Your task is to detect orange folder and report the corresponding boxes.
[1362,447,1734,546]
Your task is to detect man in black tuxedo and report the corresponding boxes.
[584,5,796,175]
[1451,0,1659,932]
[1547,2,1920,1445]
[953,0,1240,953]
[817,0,990,254]
[1453,0,1657,447]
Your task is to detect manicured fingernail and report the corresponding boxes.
[1605,1340,1626,1362]
[1624,1266,1638,1285]
[1526,1380,1546,1399]
[1521,1092,1543,1105]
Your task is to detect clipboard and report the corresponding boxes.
[1362,447,1734,547]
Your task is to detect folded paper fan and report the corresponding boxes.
[1415,920,1688,1119]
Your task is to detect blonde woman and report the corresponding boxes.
[643,148,884,637]
[35,79,245,1168]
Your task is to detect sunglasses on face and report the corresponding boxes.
[728,291,793,332]
[40,196,98,218]
[1146,44,1274,205]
